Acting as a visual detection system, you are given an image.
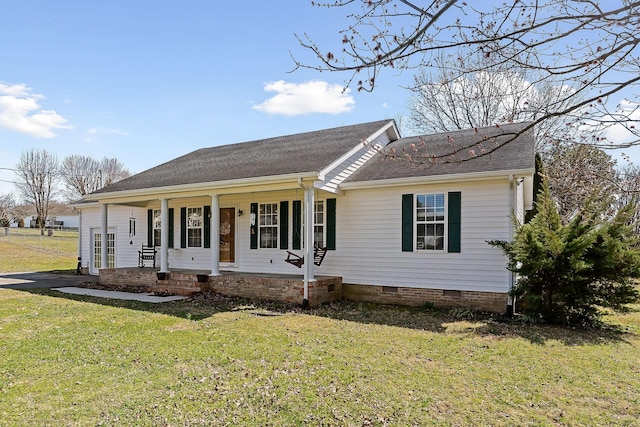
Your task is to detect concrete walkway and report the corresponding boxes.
[53,287,187,303]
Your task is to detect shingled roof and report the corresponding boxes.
[92,119,394,194]
[344,122,534,184]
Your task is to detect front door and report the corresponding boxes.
[90,228,115,275]
[219,208,235,263]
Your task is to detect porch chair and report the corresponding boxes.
[138,245,157,268]
[284,246,328,268]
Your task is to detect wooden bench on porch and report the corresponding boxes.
[285,246,328,268]
[138,245,157,268]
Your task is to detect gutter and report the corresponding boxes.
[86,172,319,203]
[340,168,534,190]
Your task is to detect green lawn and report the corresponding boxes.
[0,289,638,426]
[0,228,78,273]
[1,228,639,425]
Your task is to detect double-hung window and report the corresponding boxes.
[416,193,445,250]
[300,200,325,248]
[153,209,162,246]
[187,207,203,247]
[259,203,278,248]
[313,200,325,248]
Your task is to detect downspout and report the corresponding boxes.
[507,174,515,317]
[76,208,82,274]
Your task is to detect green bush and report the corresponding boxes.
[490,180,640,326]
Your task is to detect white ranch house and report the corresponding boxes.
[75,120,534,312]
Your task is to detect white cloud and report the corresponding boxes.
[0,82,71,138]
[603,99,640,144]
[253,80,355,116]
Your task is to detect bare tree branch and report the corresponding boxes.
[294,0,640,155]
[60,155,130,201]
[14,149,59,235]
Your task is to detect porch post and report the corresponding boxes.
[160,198,169,273]
[210,194,220,276]
[100,203,108,270]
[303,187,315,305]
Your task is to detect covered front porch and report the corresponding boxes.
[98,267,343,306]
[89,174,339,306]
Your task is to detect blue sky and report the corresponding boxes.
[1,1,638,196]
[0,1,410,195]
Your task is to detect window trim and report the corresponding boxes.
[301,199,326,249]
[258,202,279,249]
[313,200,326,249]
[153,209,162,247]
[187,207,203,248]
[415,193,446,252]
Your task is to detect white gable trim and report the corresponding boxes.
[314,121,400,194]
[318,120,399,180]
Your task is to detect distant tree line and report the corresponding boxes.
[1,148,129,234]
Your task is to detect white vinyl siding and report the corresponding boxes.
[328,179,512,293]
[77,178,514,293]
[80,206,147,274]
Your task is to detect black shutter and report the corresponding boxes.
[180,207,187,248]
[448,192,461,253]
[326,198,336,250]
[280,201,288,250]
[402,194,413,252]
[147,209,153,247]
[250,203,258,249]
[204,205,211,248]
[292,200,302,250]
[168,208,174,248]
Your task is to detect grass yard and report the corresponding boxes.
[0,228,78,273]
[0,288,638,426]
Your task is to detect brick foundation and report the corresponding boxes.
[98,268,342,305]
[99,268,157,290]
[342,283,508,313]
[208,275,342,306]
[98,268,506,312]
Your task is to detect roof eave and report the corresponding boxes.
[85,171,320,203]
[340,168,535,190]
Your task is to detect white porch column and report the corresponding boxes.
[210,194,220,276]
[100,203,108,270]
[160,198,169,273]
[303,187,315,304]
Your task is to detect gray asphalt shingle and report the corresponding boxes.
[345,122,534,183]
[91,120,534,195]
[92,120,394,194]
